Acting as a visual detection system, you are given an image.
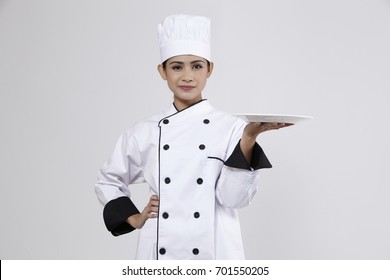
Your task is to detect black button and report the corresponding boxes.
[163,144,170,150]
[163,119,169,124]
[203,119,210,124]
[162,212,169,219]
[199,144,205,150]
[192,248,199,255]
[159,248,166,255]
[194,212,200,218]
[165,177,171,184]
[197,178,203,185]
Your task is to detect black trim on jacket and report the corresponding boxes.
[103,196,140,236]
[224,140,272,170]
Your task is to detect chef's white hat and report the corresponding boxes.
[158,14,211,63]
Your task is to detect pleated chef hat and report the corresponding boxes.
[158,14,211,63]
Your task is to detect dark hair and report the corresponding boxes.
[162,59,211,70]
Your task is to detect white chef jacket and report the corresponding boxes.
[95,100,272,259]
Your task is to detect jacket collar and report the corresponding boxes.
[159,99,214,126]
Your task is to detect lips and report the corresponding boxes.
[179,86,195,91]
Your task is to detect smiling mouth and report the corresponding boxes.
[179,86,195,91]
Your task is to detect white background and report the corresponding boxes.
[0,0,389,259]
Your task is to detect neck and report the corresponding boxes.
[173,97,203,111]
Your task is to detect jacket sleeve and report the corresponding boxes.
[215,119,272,209]
[95,128,144,236]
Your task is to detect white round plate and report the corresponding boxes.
[235,114,313,124]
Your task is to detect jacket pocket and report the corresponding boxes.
[204,151,225,187]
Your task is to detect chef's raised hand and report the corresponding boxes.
[244,122,292,138]
[126,195,159,229]
[240,122,293,164]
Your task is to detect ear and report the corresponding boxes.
[207,62,214,78]
[157,64,167,80]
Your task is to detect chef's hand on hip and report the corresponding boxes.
[126,195,159,229]
[241,122,293,164]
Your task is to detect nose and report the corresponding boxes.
[182,69,193,83]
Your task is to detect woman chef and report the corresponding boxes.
[95,14,289,260]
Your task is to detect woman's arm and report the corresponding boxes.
[215,121,292,209]
[240,122,292,164]
[126,195,159,229]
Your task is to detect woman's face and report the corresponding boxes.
[158,55,213,110]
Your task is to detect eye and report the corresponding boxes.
[192,64,203,69]
[171,65,183,70]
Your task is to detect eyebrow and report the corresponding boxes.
[168,60,206,65]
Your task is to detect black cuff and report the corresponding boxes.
[224,140,272,170]
[103,196,140,236]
